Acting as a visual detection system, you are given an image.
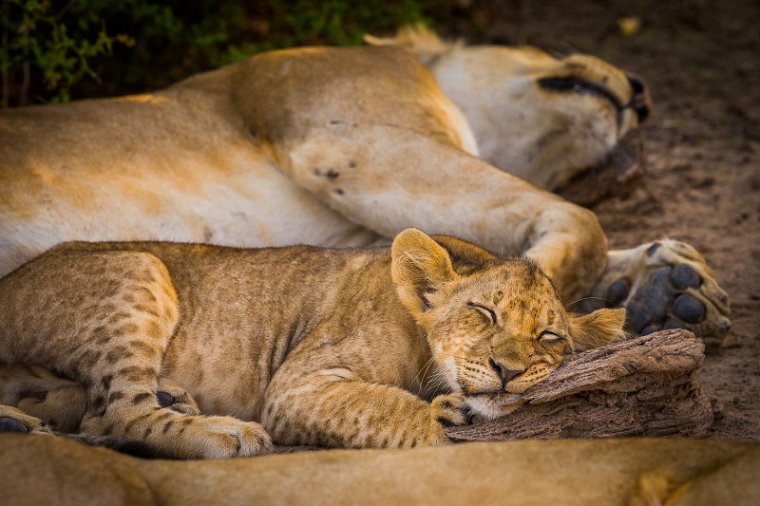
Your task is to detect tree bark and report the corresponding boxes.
[447,329,713,441]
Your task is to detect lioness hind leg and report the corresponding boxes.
[587,240,731,344]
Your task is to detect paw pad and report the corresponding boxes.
[605,278,630,306]
[670,264,702,290]
[672,294,706,323]
[0,417,28,433]
[157,391,175,408]
[619,265,707,335]
[631,276,670,322]
[641,323,662,335]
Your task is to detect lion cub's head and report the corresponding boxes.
[391,229,626,395]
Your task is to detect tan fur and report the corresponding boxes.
[0,28,650,306]
[0,28,727,340]
[0,366,199,433]
[0,27,727,339]
[0,230,624,458]
[364,25,454,59]
[0,435,757,505]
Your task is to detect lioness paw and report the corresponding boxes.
[591,240,730,344]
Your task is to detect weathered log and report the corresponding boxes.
[447,329,713,441]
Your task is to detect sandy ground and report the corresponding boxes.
[459,0,759,438]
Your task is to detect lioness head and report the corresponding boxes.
[391,229,626,395]
[367,26,651,195]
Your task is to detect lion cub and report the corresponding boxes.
[0,229,625,458]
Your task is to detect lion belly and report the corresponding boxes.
[0,99,380,278]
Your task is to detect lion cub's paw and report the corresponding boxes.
[0,405,54,435]
[176,416,273,459]
[156,378,201,415]
[427,393,473,445]
[592,240,730,344]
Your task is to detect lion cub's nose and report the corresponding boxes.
[488,357,523,386]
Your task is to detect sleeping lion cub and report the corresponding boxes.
[0,230,625,458]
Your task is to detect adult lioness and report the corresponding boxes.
[0,27,728,339]
[1,436,758,505]
[0,230,625,458]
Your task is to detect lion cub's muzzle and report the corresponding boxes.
[488,356,523,390]
[487,357,563,394]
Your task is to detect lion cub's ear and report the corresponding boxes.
[391,228,458,319]
[568,307,627,352]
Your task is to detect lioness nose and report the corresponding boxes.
[627,74,651,122]
[488,357,523,385]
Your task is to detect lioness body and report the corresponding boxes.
[0,230,623,457]
[2,436,758,506]
[0,35,730,339]
[0,42,634,301]
[0,30,730,338]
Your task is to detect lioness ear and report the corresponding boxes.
[364,24,449,57]
[568,307,627,352]
[391,228,457,318]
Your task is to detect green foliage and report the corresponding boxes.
[0,0,134,105]
[1,0,433,106]
[265,0,428,50]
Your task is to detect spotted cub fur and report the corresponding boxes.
[0,230,625,458]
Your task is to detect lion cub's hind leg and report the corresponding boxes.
[0,366,200,432]
[0,366,86,432]
[0,405,53,435]
[0,250,271,459]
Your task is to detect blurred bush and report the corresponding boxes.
[0,0,432,106]
[0,0,135,106]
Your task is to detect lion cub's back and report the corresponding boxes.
[0,241,384,418]
[26,241,360,322]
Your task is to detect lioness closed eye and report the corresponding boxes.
[0,229,625,458]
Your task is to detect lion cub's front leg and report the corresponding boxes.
[263,368,469,449]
